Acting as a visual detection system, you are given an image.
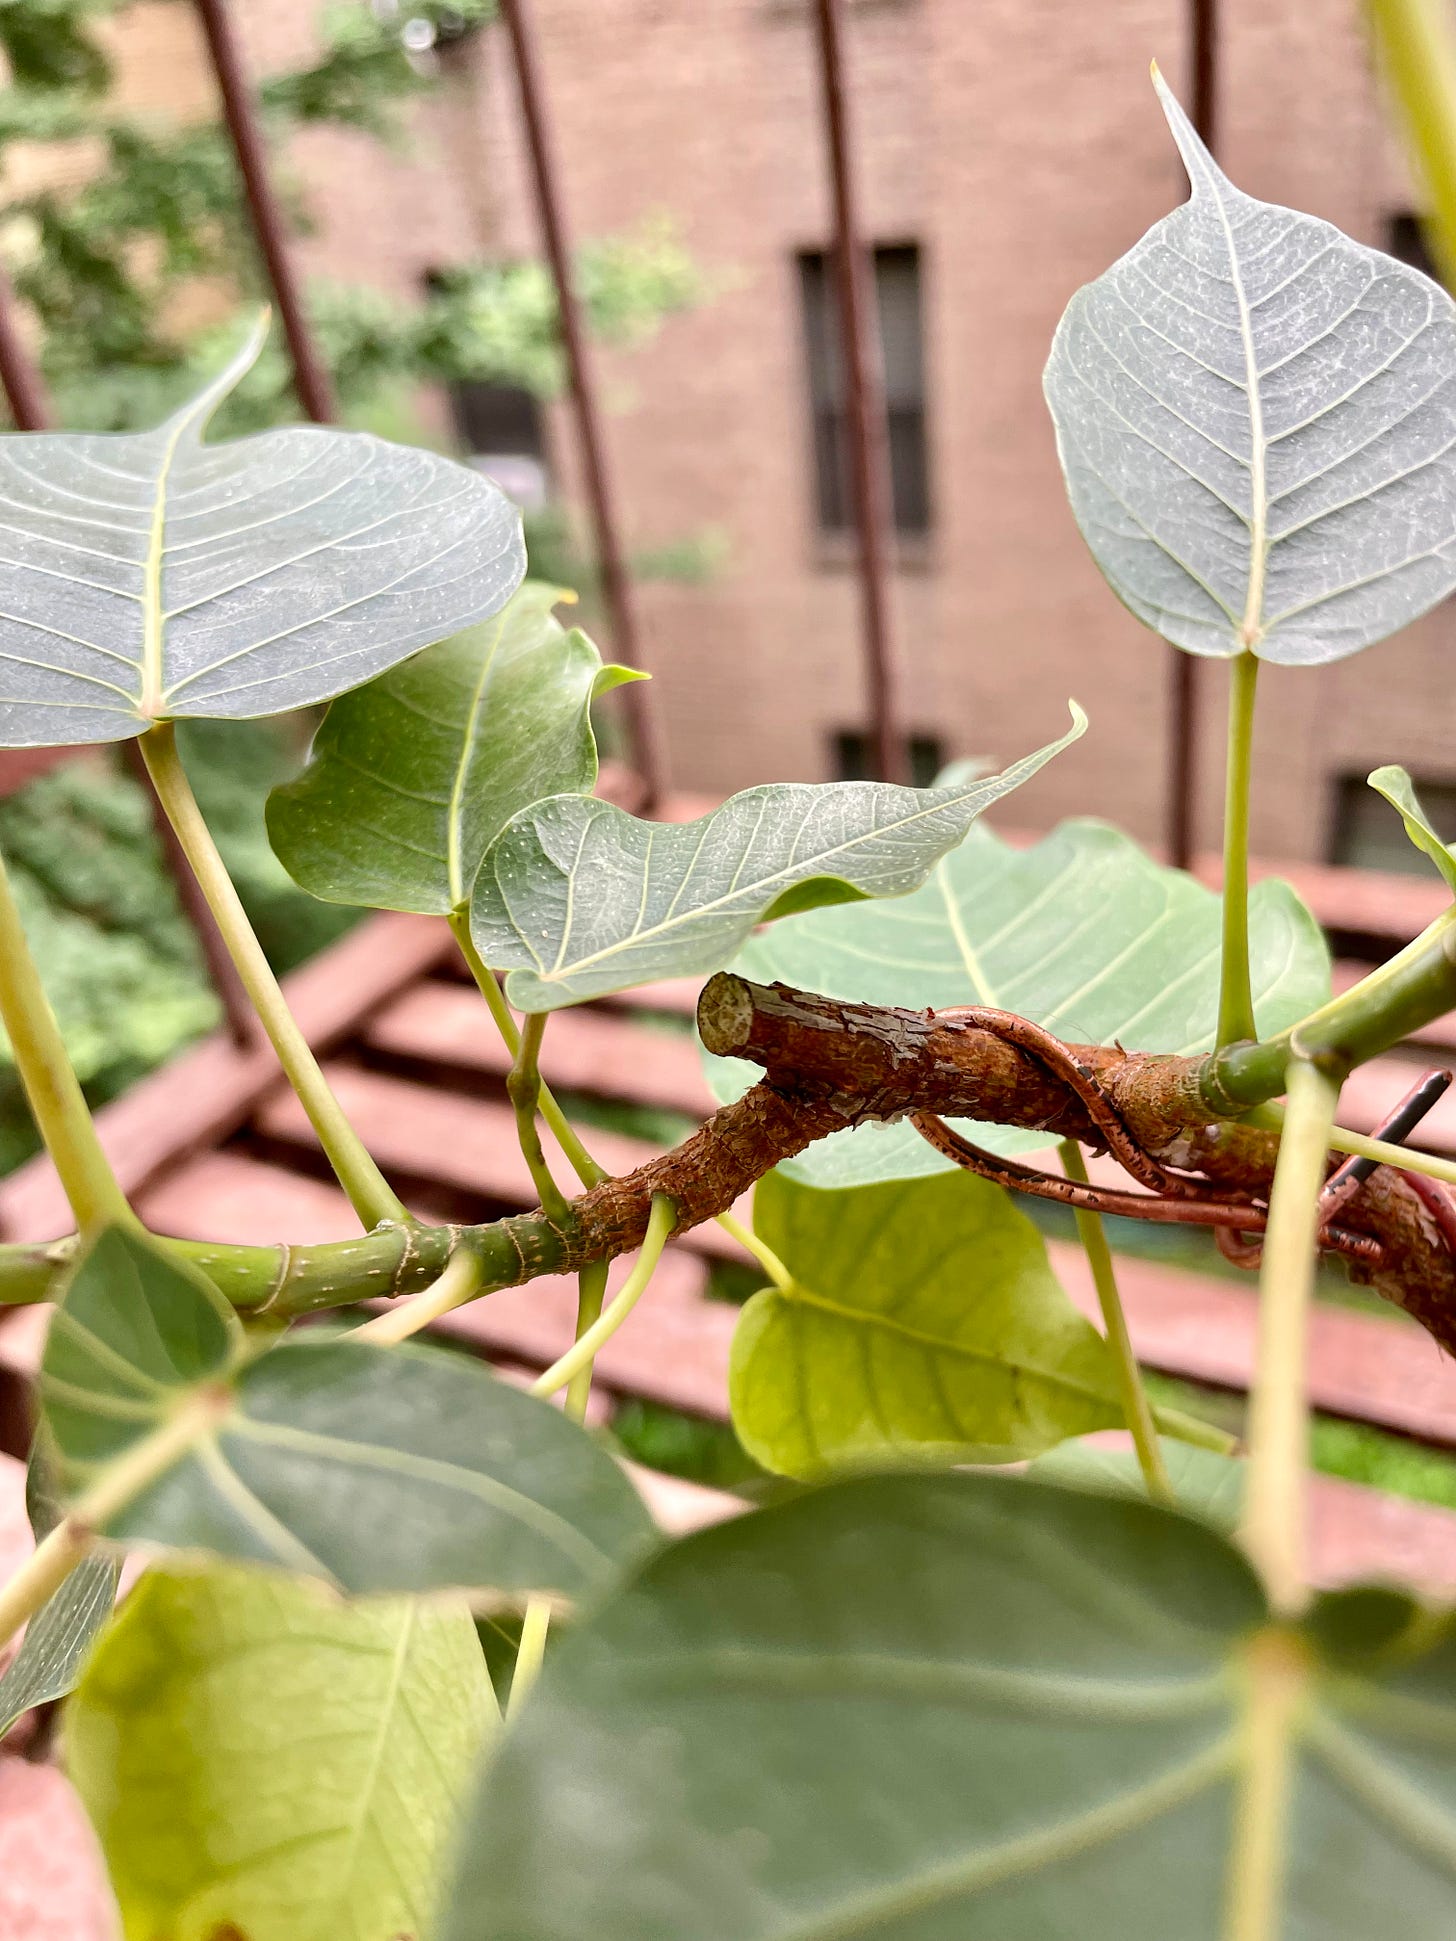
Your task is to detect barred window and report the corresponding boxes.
[798,242,930,536]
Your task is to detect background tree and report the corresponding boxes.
[0,0,705,1157]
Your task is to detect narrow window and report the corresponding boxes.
[445,379,549,510]
[1330,771,1456,873]
[1386,212,1441,284]
[798,242,930,536]
[832,728,944,787]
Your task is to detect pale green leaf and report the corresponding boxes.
[1044,69,1456,665]
[68,1564,493,1941]
[443,1470,1456,1940]
[0,315,524,746]
[1367,765,1456,894]
[266,580,641,915]
[0,1446,118,1736]
[0,1552,116,1735]
[468,705,1086,1009]
[731,1170,1122,1476]
[39,1227,654,1600]
[706,817,1329,1189]
[1029,1438,1244,1533]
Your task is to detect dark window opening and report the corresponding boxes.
[798,243,930,536]
[425,268,550,509]
[1330,770,1456,874]
[833,729,944,787]
[1386,212,1441,284]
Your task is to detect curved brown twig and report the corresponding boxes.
[930,1005,1203,1199]
[695,971,1456,1351]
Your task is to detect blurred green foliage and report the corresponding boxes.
[0,721,355,1172]
[0,0,703,433]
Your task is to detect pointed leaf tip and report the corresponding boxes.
[1150,65,1221,200]
[1046,71,1456,666]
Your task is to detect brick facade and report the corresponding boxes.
[42,1,1456,860]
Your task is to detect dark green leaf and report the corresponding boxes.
[469,705,1087,1009]
[706,817,1329,1189]
[731,1171,1122,1476]
[0,315,524,746]
[266,580,641,915]
[68,1564,494,1941]
[443,1470,1456,1940]
[1045,70,1456,666]
[39,1227,655,1600]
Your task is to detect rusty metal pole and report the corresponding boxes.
[812,0,909,785]
[0,270,259,1046]
[497,0,667,806]
[193,0,337,424]
[1168,0,1218,868]
[0,265,51,437]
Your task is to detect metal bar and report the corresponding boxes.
[812,0,909,785]
[193,0,337,425]
[497,0,667,807]
[1168,0,1218,868]
[0,268,258,1045]
[0,265,50,436]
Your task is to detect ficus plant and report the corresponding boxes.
[4,65,1456,1939]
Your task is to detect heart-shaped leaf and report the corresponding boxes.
[731,1170,1123,1476]
[1367,765,1456,894]
[39,1226,654,1599]
[1045,69,1456,665]
[68,1564,494,1941]
[443,1470,1456,1941]
[468,704,1086,1009]
[705,817,1329,1189]
[0,314,524,746]
[266,580,642,916]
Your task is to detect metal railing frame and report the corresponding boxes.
[0,0,1216,848]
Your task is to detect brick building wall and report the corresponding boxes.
[42,0,1456,862]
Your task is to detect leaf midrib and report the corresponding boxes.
[520,741,1079,988]
[447,609,510,908]
[771,1281,1116,1411]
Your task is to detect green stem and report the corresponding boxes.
[1206,907,1456,1112]
[0,846,132,1233]
[507,1012,570,1221]
[449,911,606,1190]
[1246,1102,1456,1191]
[564,1257,609,1421]
[1367,0,1456,289]
[1217,651,1260,1050]
[1241,1057,1339,1616]
[509,1595,554,1717]
[716,1209,793,1290]
[1223,1627,1309,1941]
[1059,1141,1172,1504]
[352,1245,486,1345]
[140,723,406,1231]
[1154,1405,1236,1456]
[530,1194,676,1400]
[508,1254,613,1719]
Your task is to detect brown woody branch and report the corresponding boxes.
[682,972,1456,1355]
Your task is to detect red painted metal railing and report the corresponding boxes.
[811,0,909,785]
[0,0,1217,837]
